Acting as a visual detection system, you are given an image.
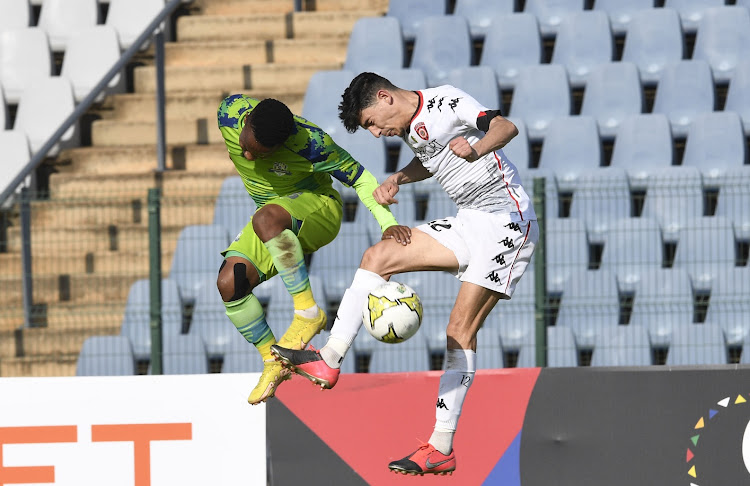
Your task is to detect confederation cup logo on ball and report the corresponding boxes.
[684,393,750,485]
[362,281,423,344]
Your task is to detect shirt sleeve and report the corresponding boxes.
[445,86,491,131]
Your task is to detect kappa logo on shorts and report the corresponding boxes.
[415,122,429,141]
[486,270,502,283]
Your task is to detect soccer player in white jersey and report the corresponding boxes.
[271,72,538,476]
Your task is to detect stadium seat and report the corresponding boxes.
[609,114,673,190]
[301,69,356,139]
[651,60,715,139]
[523,0,585,39]
[537,116,601,192]
[38,0,99,52]
[592,0,655,36]
[453,0,516,41]
[60,26,125,103]
[692,6,750,85]
[475,326,506,369]
[681,111,746,188]
[546,326,579,367]
[368,334,431,372]
[120,278,183,361]
[568,168,632,245]
[725,60,750,136]
[212,176,256,237]
[580,62,643,140]
[106,0,165,51]
[495,269,535,352]
[344,17,404,74]
[672,216,737,292]
[158,334,209,375]
[14,76,79,155]
[590,325,653,367]
[550,10,614,89]
[479,13,542,92]
[76,335,135,376]
[0,0,31,36]
[221,349,264,373]
[555,268,621,350]
[386,0,448,43]
[704,267,750,346]
[545,218,589,295]
[621,8,684,87]
[523,168,560,219]
[0,130,31,200]
[663,0,724,34]
[502,117,530,171]
[187,278,234,359]
[714,167,750,242]
[421,186,458,222]
[0,86,6,130]
[666,324,728,366]
[628,268,694,348]
[169,224,230,306]
[0,28,54,104]
[508,64,571,142]
[308,221,372,302]
[444,66,500,110]
[375,68,428,92]
[599,217,664,292]
[639,167,704,242]
[410,15,472,87]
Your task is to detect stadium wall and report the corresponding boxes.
[2,367,750,485]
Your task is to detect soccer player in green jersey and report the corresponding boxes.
[216,95,412,404]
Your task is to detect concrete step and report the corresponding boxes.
[192,0,295,15]
[1,355,77,377]
[133,62,339,94]
[20,324,122,358]
[0,249,175,278]
[92,117,224,147]
[0,273,143,306]
[165,38,347,67]
[313,0,388,12]
[176,10,377,42]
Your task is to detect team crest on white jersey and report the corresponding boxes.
[415,122,429,141]
[268,162,291,176]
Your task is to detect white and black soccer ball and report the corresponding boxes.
[362,281,423,344]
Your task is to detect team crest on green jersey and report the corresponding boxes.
[269,162,291,176]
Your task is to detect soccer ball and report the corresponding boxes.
[362,281,423,344]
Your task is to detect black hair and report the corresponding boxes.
[338,72,398,133]
[245,98,295,147]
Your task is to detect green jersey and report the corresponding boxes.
[217,94,397,233]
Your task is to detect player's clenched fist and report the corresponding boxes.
[449,137,478,161]
[373,179,400,205]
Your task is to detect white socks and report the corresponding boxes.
[429,349,476,454]
[321,269,386,369]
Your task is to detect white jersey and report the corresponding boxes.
[404,85,536,222]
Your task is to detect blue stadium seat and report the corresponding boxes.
[666,324,728,366]
[546,218,589,295]
[592,0,655,36]
[120,278,183,361]
[187,277,234,359]
[591,325,653,367]
[509,64,571,142]
[76,335,135,376]
[158,334,210,375]
[386,0,448,43]
[523,168,559,219]
[672,216,737,292]
[453,0,516,41]
[523,0,585,39]
[579,62,643,140]
[639,167,704,242]
[212,176,256,237]
[0,28,54,104]
[725,60,750,136]
[599,217,664,292]
[301,69,356,139]
[475,326,505,369]
[546,326,579,367]
[221,349,264,373]
[344,17,404,74]
[170,224,230,306]
[495,269,535,352]
[14,76,78,156]
[410,15,472,87]
[420,186,458,222]
[502,117,530,171]
[0,0,31,37]
[704,267,750,347]
[60,26,124,103]
[444,66,500,110]
[38,0,99,53]
[368,334,431,372]
[628,268,694,348]
[621,8,684,87]
[567,168,632,245]
[652,60,715,139]
[555,268,621,350]
[714,167,750,242]
[692,6,750,85]
[537,116,601,192]
[663,0,724,34]
[479,13,541,92]
[609,114,673,190]
[0,84,6,130]
[681,111,746,188]
[550,10,614,89]
[375,68,427,91]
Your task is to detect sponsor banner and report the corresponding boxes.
[0,374,265,486]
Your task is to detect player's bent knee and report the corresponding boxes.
[360,241,391,269]
[217,261,252,302]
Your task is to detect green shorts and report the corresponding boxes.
[222,190,343,282]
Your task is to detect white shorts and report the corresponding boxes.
[416,208,538,299]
